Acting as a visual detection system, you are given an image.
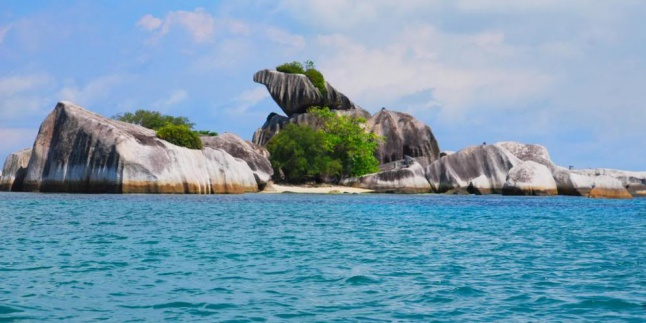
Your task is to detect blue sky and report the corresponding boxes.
[1,1,645,171]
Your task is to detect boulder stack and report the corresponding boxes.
[0,148,31,191]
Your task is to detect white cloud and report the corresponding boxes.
[0,74,51,96]
[0,25,11,44]
[153,89,188,110]
[227,87,270,115]
[265,26,305,51]
[139,8,215,44]
[136,14,162,31]
[58,75,124,107]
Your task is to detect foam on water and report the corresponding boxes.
[0,193,645,321]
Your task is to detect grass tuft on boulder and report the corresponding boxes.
[276,60,327,96]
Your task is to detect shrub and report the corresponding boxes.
[276,60,327,96]
[276,61,305,74]
[194,130,218,136]
[304,69,327,96]
[156,125,203,150]
[112,110,194,130]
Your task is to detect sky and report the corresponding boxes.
[1,0,645,171]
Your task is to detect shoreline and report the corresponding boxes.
[261,183,374,194]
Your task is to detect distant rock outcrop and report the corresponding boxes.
[253,69,366,117]
[426,144,520,194]
[22,101,259,194]
[367,109,440,166]
[588,175,633,199]
[201,132,273,189]
[0,148,31,191]
[495,142,556,171]
[570,168,646,196]
[502,161,558,196]
[342,157,430,193]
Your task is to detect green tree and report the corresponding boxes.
[267,123,341,183]
[266,107,381,183]
[156,125,203,150]
[112,110,194,130]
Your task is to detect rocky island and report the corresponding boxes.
[1,65,644,198]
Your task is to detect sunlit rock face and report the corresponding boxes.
[502,161,558,196]
[253,69,365,117]
[0,148,32,191]
[342,158,431,193]
[426,144,521,194]
[495,142,556,171]
[201,132,273,190]
[22,101,258,194]
[367,109,440,167]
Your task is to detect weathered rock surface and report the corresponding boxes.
[367,109,440,166]
[254,69,366,116]
[342,157,430,193]
[552,167,595,196]
[495,142,556,171]
[502,161,558,196]
[0,148,32,191]
[22,101,259,194]
[201,132,273,189]
[570,168,646,196]
[426,144,520,194]
[588,175,633,199]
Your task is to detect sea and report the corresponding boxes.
[1,192,645,322]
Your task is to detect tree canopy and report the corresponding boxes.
[267,107,380,183]
[112,109,216,149]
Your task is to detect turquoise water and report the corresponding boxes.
[1,193,645,322]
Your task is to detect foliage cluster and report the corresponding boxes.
[267,107,380,183]
[155,125,203,150]
[276,60,327,96]
[112,109,216,149]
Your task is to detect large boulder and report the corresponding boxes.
[22,101,258,194]
[341,157,430,193]
[495,142,556,171]
[502,161,558,196]
[200,132,273,189]
[0,148,32,191]
[367,109,440,166]
[570,168,646,197]
[426,144,521,194]
[253,69,366,117]
[553,167,595,196]
[588,175,633,199]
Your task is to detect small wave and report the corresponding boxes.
[345,275,380,285]
[0,305,23,314]
[452,286,485,296]
[275,312,316,319]
[564,297,641,310]
[204,303,237,310]
[152,302,206,309]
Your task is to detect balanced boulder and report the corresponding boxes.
[0,148,32,191]
[253,69,366,117]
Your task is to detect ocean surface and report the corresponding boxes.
[1,192,645,322]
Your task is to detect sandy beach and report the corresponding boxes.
[261,183,373,194]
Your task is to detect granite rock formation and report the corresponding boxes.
[588,175,633,199]
[342,157,430,193]
[253,69,366,116]
[21,101,259,194]
[201,132,273,189]
[502,161,558,196]
[426,144,520,194]
[367,109,440,166]
[570,168,646,196]
[0,148,32,191]
[495,142,556,171]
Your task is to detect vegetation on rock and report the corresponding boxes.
[156,125,203,150]
[276,60,327,96]
[267,107,380,183]
[113,109,216,149]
